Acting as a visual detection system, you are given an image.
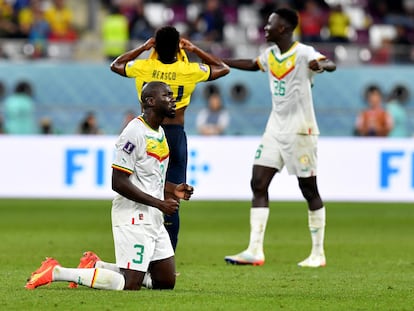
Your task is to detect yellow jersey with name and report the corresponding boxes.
[125,49,211,110]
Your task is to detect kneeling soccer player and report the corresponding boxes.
[25,81,194,290]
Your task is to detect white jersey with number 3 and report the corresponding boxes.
[256,42,326,135]
[111,116,169,228]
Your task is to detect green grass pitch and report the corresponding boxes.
[1,199,413,310]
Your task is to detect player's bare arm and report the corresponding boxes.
[112,168,178,215]
[308,59,336,73]
[222,58,260,71]
[180,38,229,80]
[110,38,155,76]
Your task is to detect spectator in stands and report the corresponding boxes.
[386,84,410,137]
[3,80,37,135]
[102,4,129,62]
[354,85,393,137]
[18,0,50,58]
[39,116,55,134]
[120,109,137,132]
[127,0,154,41]
[0,0,20,38]
[44,0,77,42]
[371,38,393,64]
[78,111,103,135]
[0,80,5,134]
[196,92,229,136]
[298,0,325,43]
[391,24,412,64]
[191,0,225,42]
[327,4,350,43]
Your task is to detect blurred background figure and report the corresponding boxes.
[196,92,229,136]
[0,80,5,134]
[391,24,412,64]
[386,84,410,137]
[128,0,154,41]
[327,4,350,43]
[78,111,102,135]
[190,0,224,42]
[298,0,326,43]
[354,85,393,137]
[120,109,136,132]
[44,0,77,42]
[102,4,129,62]
[39,116,54,134]
[18,0,50,58]
[3,80,36,135]
[0,0,20,38]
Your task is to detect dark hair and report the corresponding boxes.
[155,26,180,62]
[15,81,33,96]
[364,84,382,100]
[275,8,299,29]
[389,84,409,103]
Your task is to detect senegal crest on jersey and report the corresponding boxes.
[145,133,169,162]
[268,49,296,80]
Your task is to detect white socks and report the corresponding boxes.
[53,267,125,290]
[96,260,152,289]
[308,207,326,256]
[95,260,120,272]
[246,207,269,257]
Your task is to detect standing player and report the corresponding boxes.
[223,8,336,267]
[110,26,229,251]
[25,82,194,291]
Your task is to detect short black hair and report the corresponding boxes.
[155,26,180,62]
[389,84,409,102]
[275,8,298,30]
[364,84,382,101]
[15,81,33,96]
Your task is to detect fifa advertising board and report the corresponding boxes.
[0,136,412,201]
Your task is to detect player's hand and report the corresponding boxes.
[308,59,324,73]
[179,38,195,52]
[174,183,194,201]
[143,37,155,50]
[159,198,179,215]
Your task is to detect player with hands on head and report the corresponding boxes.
[25,81,194,291]
[222,8,336,268]
[110,26,229,252]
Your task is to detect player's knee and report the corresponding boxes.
[299,184,317,202]
[250,177,267,194]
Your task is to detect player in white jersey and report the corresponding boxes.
[25,82,194,291]
[222,8,336,267]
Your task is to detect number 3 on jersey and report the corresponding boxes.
[132,244,144,264]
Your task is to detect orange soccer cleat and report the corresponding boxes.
[68,251,101,288]
[25,257,60,290]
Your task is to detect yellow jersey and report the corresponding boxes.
[125,49,211,110]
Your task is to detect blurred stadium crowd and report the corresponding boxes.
[0,0,413,64]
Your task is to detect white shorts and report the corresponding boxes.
[253,132,318,177]
[112,224,174,272]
